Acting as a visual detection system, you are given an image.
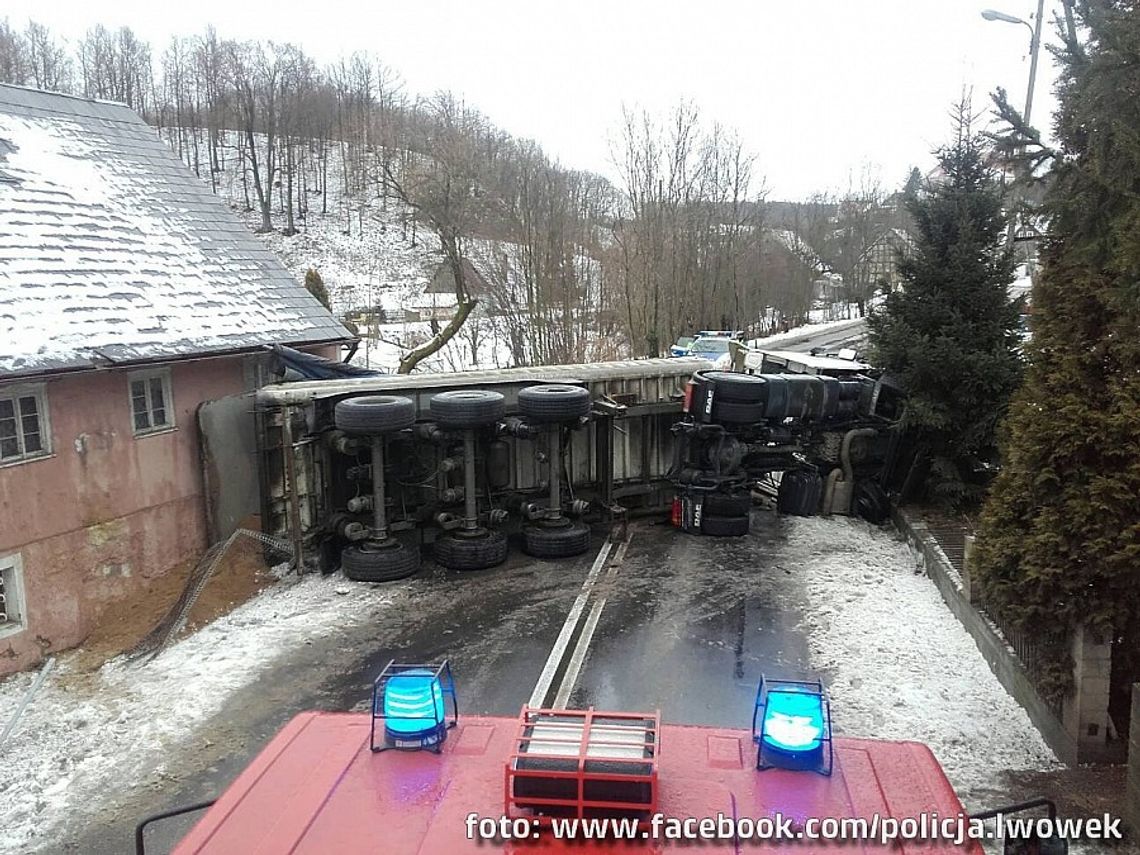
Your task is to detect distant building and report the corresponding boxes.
[413,258,493,321]
[854,228,915,294]
[0,84,352,675]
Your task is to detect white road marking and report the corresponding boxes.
[550,528,634,709]
[527,538,614,708]
[551,568,616,709]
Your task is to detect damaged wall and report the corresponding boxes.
[0,356,248,676]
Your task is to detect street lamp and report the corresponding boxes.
[982,8,1032,28]
[980,1,1045,125]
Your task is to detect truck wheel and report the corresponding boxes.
[434,529,509,571]
[694,371,768,404]
[341,540,421,582]
[701,493,751,517]
[334,395,417,434]
[518,384,592,422]
[522,521,591,558]
[711,400,766,424]
[429,389,506,429]
[701,514,750,537]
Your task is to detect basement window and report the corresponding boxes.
[129,368,175,435]
[0,553,26,637]
[0,384,51,464]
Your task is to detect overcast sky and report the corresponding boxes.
[5,0,1061,200]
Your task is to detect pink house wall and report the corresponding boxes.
[0,356,248,675]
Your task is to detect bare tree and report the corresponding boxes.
[609,103,765,355]
[24,21,73,93]
[77,25,151,114]
[0,19,29,85]
[383,94,501,373]
[820,174,890,317]
[228,40,292,233]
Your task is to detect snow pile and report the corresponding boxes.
[785,516,1058,807]
[0,573,401,854]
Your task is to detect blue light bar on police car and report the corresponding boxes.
[752,676,832,775]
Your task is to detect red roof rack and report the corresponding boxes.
[505,706,660,822]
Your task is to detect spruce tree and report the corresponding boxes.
[304,268,331,310]
[867,105,1022,506]
[974,0,1140,706]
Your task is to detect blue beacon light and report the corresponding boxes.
[752,676,832,775]
[762,689,824,752]
[370,660,458,752]
[384,669,446,736]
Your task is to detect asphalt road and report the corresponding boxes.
[69,323,861,854]
[763,317,868,356]
[71,513,817,855]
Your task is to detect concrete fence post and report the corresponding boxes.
[1061,624,1112,762]
[1127,683,1140,834]
[961,534,978,604]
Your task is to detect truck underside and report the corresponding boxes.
[253,356,909,577]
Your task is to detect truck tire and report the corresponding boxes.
[429,390,505,429]
[518,384,592,422]
[522,521,591,558]
[701,493,751,517]
[341,540,421,582]
[701,514,750,537]
[334,395,417,434]
[694,371,768,404]
[763,376,789,420]
[433,529,509,571]
[777,469,822,517]
[711,400,767,424]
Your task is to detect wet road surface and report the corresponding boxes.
[566,514,812,726]
[70,515,816,854]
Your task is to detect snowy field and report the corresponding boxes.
[0,574,403,854]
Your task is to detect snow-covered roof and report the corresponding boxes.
[0,84,352,378]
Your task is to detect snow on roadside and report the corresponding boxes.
[784,516,1058,807]
[0,573,401,855]
[746,315,867,351]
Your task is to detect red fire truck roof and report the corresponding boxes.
[173,712,980,854]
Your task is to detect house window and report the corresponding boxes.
[0,385,50,464]
[0,553,26,636]
[129,369,175,435]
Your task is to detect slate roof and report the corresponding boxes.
[0,84,352,378]
[424,258,492,296]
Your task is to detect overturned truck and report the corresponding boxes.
[252,356,906,580]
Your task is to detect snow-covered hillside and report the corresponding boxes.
[209,144,438,318]
[188,136,860,373]
[202,140,523,372]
